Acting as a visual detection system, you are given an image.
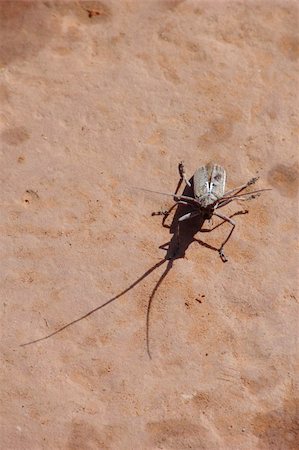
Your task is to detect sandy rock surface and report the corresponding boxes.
[1,1,298,449]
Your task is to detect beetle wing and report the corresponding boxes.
[193,165,209,199]
[210,164,226,198]
[193,163,226,199]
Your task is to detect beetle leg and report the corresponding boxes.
[151,209,169,217]
[176,200,191,206]
[201,209,248,231]
[217,192,264,209]
[179,161,191,187]
[213,212,236,262]
[161,202,193,227]
[179,211,200,222]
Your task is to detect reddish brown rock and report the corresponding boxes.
[1,1,298,449]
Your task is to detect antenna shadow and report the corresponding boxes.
[20,174,246,358]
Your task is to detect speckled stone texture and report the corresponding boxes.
[1,1,298,449]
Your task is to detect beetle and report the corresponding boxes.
[141,162,269,262]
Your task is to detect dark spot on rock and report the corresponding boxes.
[67,420,107,450]
[21,272,34,283]
[0,1,59,65]
[0,84,10,102]
[192,391,210,410]
[22,189,39,205]
[2,127,30,146]
[252,401,299,450]
[199,119,233,145]
[160,0,185,10]
[53,46,72,56]
[26,189,39,199]
[78,1,111,22]
[87,8,103,18]
[268,164,298,198]
[46,1,111,25]
[279,35,299,61]
[146,418,207,448]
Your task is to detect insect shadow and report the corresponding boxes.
[20,171,247,358]
[158,175,229,260]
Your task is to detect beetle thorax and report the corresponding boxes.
[197,193,218,208]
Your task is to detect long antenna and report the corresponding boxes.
[133,187,199,205]
[221,188,271,201]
